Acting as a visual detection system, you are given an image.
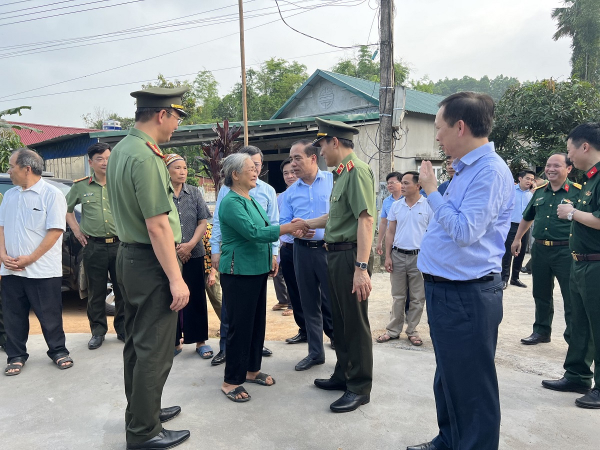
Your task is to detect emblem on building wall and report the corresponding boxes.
[318,86,334,110]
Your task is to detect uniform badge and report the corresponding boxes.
[74,176,88,183]
[83,193,94,197]
[146,141,164,159]
[585,191,592,196]
[346,160,355,172]
[564,184,569,192]
[336,163,344,175]
[587,166,598,179]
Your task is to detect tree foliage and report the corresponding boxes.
[552,0,600,85]
[422,75,521,101]
[0,106,41,172]
[81,107,134,130]
[491,79,600,171]
[331,45,409,85]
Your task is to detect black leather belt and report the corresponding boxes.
[120,242,152,249]
[392,247,419,255]
[89,236,119,244]
[324,242,357,252]
[572,253,600,262]
[281,242,294,248]
[423,273,496,284]
[295,239,325,249]
[535,239,569,247]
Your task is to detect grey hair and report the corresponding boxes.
[14,148,44,176]
[222,153,251,187]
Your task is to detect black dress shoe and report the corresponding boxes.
[285,333,307,344]
[575,388,600,409]
[117,334,125,342]
[510,278,527,288]
[407,442,437,450]
[542,377,590,394]
[126,429,190,449]
[520,267,531,275]
[88,335,105,350]
[330,339,335,350]
[262,346,272,357]
[295,355,325,371]
[502,281,508,290]
[521,332,551,345]
[314,377,346,391]
[159,406,181,423]
[330,390,370,413]
[211,350,226,366]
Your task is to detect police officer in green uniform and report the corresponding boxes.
[66,143,125,350]
[510,153,580,346]
[106,87,191,449]
[543,122,600,409]
[306,117,376,413]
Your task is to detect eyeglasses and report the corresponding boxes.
[165,110,184,125]
[254,162,263,170]
[386,181,400,186]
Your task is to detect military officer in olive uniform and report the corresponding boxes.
[510,153,580,346]
[544,122,600,409]
[66,142,125,350]
[304,118,376,413]
[106,87,191,449]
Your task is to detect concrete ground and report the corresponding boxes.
[1,268,599,449]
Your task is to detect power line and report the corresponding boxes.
[3,0,104,16]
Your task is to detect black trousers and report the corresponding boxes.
[221,272,268,385]
[83,239,125,337]
[1,276,68,363]
[294,242,334,359]
[280,244,306,335]
[176,256,208,345]
[0,289,6,347]
[426,274,503,450]
[501,223,529,281]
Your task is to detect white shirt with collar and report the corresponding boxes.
[0,177,67,278]
[387,195,433,250]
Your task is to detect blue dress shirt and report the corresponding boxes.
[438,179,451,195]
[380,194,400,219]
[277,191,294,245]
[417,142,515,280]
[510,184,533,223]
[210,178,279,255]
[279,170,333,241]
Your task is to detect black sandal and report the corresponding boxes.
[52,353,74,370]
[4,358,26,376]
[222,386,251,403]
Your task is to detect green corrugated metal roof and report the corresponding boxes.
[271,69,445,119]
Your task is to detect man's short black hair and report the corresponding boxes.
[87,142,111,160]
[291,138,312,147]
[324,136,354,149]
[280,158,292,172]
[403,171,419,185]
[567,122,600,150]
[551,152,573,167]
[518,170,536,179]
[439,92,495,138]
[386,171,402,182]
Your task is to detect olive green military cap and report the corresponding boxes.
[313,117,359,146]
[130,87,189,118]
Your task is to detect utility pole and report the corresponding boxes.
[378,0,394,185]
[238,0,249,145]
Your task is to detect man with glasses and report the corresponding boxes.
[208,145,278,365]
[106,87,191,449]
[66,143,125,350]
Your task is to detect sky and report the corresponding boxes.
[0,0,572,128]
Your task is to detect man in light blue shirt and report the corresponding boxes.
[280,141,334,371]
[410,92,514,450]
[375,172,403,256]
[208,146,278,365]
[501,170,535,289]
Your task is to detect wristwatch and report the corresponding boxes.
[355,261,368,270]
[567,209,575,221]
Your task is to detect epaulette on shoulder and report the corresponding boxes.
[534,182,548,191]
[572,182,582,189]
[73,176,89,183]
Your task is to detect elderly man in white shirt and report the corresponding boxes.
[0,148,72,376]
[377,171,433,346]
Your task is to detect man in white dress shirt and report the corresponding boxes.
[0,148,72,376]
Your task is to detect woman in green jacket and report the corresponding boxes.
[218,153,308,403]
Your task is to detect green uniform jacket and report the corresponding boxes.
[522,179,581,241]
[66,173,116,237]
[571,162,600,254]
[106,128,181,244]
[325,152,376,243]
[218,190,280,275]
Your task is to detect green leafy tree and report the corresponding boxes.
[491,79,600,171]
[1,106,41,172]
[410,76,435,93]
[552,0,600,84]
[331,45,409,85]
[81,108,134,130]
[142,74,200,124]
[430,75,521,101]
[191,70,221,124]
